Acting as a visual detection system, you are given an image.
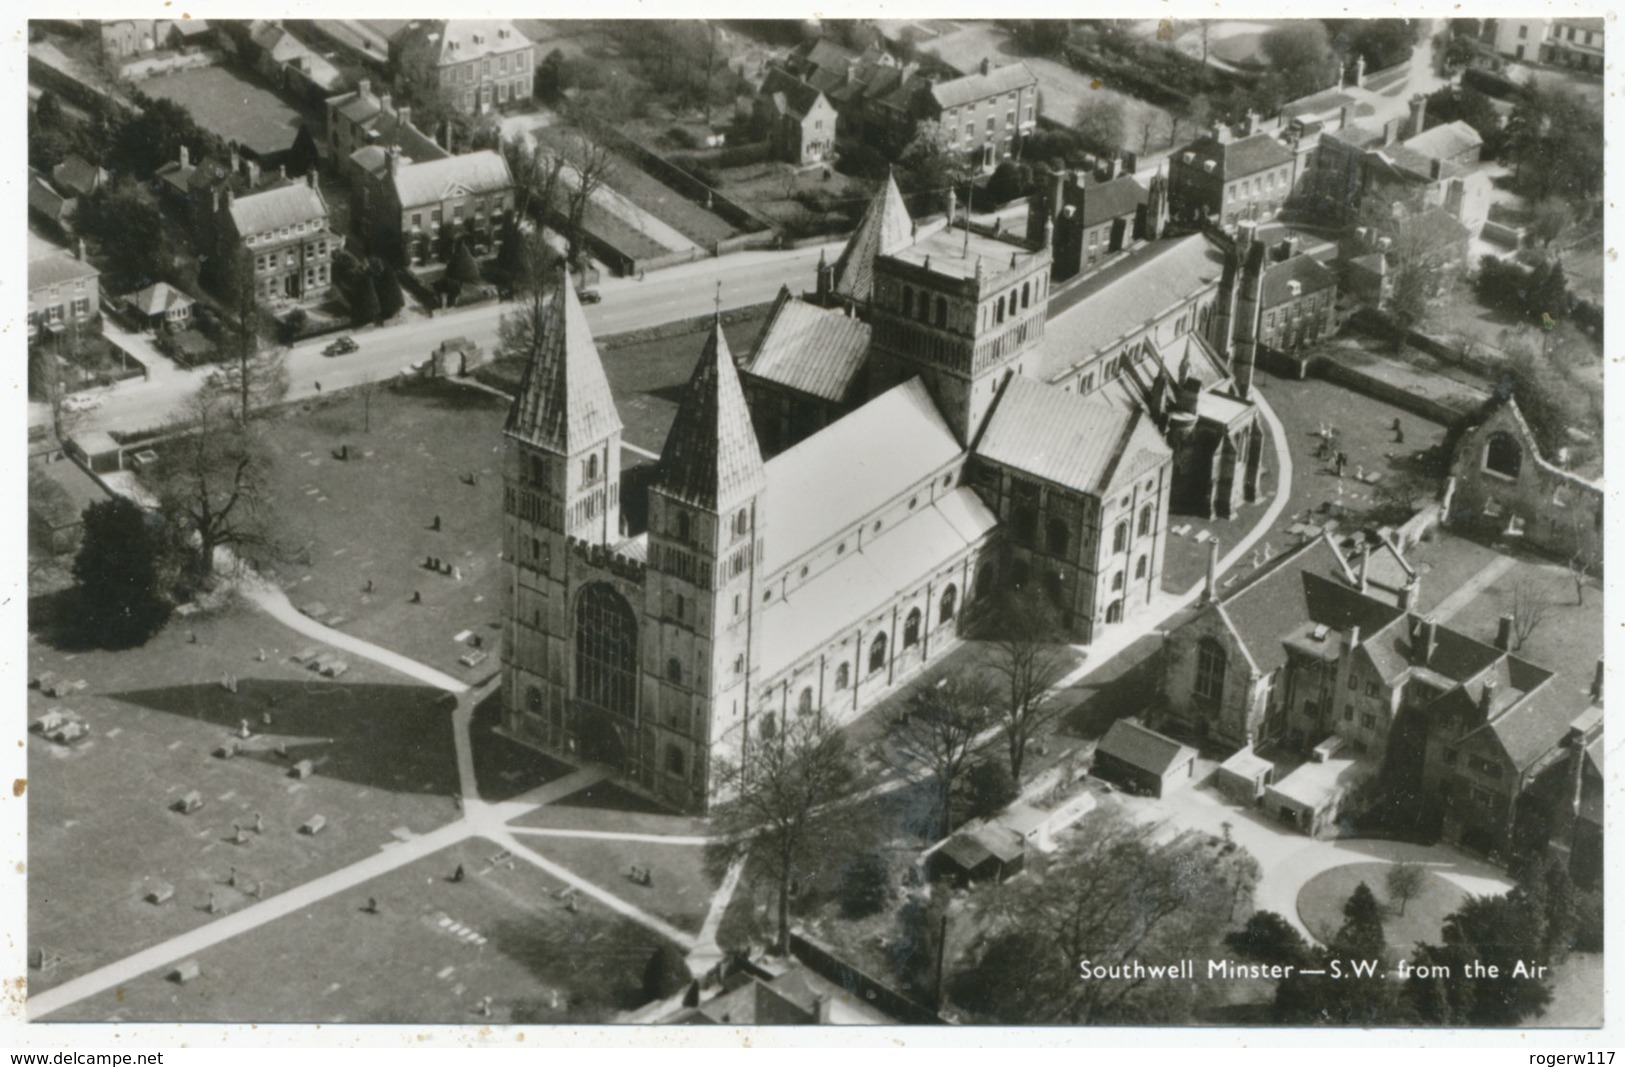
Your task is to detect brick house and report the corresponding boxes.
[217,174,342,308]
[754,67,838,166]
[354,148,513,270]
[1543,17,1604,74]
[28,248,100,350]
[1256,246,1338,352]
[392,19,535,116]
[325,78,448,165]
[1169,127,1297,229]
[924,59,1040,170]
[1027,165,1153,282]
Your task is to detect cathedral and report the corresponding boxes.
[500,175,1269,812]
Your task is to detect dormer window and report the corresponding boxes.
[1202,160,1216,173]
[1310,624,1330,642]
[1182,152,1195,164]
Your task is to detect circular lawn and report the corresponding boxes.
[1297,861,1469,951]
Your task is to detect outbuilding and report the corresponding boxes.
[1092,719,1198,798]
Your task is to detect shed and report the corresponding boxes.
[127,281,196,331]
[928,823,1026,886]
[1092,720,1198,798]
[1216,746,1275,805]
[1262,754,1372,838]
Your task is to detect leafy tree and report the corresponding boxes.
[110,95,215,177]
[1492,327,1601,464]
[1072,96,1126,157]
[974,587,1073,784]
[896,120,966,203]
[349,274,381,327]
[1328,18,1420,72]
[1505,85,1604,201]
[1386,862,1427,917]
[885,670,996,838]
[153,388,275,584]
[495,220,560,299]
[1338,882,1387,955]
[710,709,857,954]
[640,943,691,1002]
[1229,910,1314,968]
[72,497,172,647]
[288,123,321,177]
[835,850,893,919]
[1011,20,1071,57]
[1275,882,1400,1025]
[76,179,167,288]
[1421,892,1554,1025]
[1262,22,1338,100]
[392,31,468,153]
[208,252,285,421]
[535,47,567,100]
[372,259,406,320]
[959,757,1017,822]
[1424,85,1505,158]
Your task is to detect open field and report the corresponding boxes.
[139,66,304,159]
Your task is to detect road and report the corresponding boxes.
[75,238,847,439]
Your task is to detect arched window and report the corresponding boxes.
[1113,521,1129,554]
[526,685,543,714]
[918,291,929,322]
[935,296,947,327]
[676,511,690,540]
[1136,504,1152,538]
[734,509,749,537]
[902,285,914,318]
[583,453,599,484]
[575,583,638,718]
[1021,281,1030,309]
[1009,289,1018,315]
[760,712,776,740]
[1135,555,1148,580]
[1013,506,1038,547]
[1195,637,1227,703]
[835,662,851,690]
[798,687,814,715]
[939,584,958,625]
[1484,431,1522,478]
[904,608,922,648]
[666,657,682,684]
[869,632,888,674]
[995,299,1005,325]
[1111,570,1125,592]
[665,744,686,777]
[1046,517,1070,557]
[1106,599,1125,624]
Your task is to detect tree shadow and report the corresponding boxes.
[107,677,461,799]
[484,907,669,1019]
[28,586,168,654]
[468,688,576,803]
[1060,634,1163,739]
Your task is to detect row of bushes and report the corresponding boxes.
[1062,25,1249,110]
[1475,255,1601,337]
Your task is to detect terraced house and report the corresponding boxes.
[393,19,535,116]
[1169,125,1298,230]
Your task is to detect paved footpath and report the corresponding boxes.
[1428,553,1517,624]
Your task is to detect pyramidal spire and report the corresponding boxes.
[831,168,912,305]
[654,314,764,512]
[505,272,621,454]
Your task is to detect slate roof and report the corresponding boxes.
[654,317,766,513]
[758,67,826,120]
[761,378,962,569]
[226,183,330,239]
[413,19,531,65]
[793,37,859,80]
[129,281,195,316]
[831,171,913,304]
[28,175,70,224]
[1039,234,1227,379]
[28,254,99,292]
[505,279,623,456]
[742,287,872,403]
[929,61,1037,111]
[1404,120,1483,161]
[51,155,107,199]
[1076,174,1147,228]
[1178,131,1295,182]
[391,150,511,209]
[688,977,814,1026]
[1466,679,1578,772]
[1097,720,1196,777]
[976,375,1170,496]
[1261,254,1337,307]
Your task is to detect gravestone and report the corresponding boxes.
[147,884,174,905]
[291,760,315,779]
[170,960,202,983]
[301,814,327,835]
[173,791,204,814]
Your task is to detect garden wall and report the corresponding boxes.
[788,930,945,1025]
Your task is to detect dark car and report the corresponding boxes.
[577,289,602,305]
[324,336,359,356]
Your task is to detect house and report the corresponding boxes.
[1519,701,1603,886]
[126,282,196,332]
[1491,18,1547,62]
[390,20,535,116]
[1262,745,1372,837]
[923,59,1040,170]
[1091,719,1197,797]
[155,144,294,250]
[1169,126,1298,229]
[754,67,838,166]
[353,148,514,270]
[325,78,448,165]
[98,19,159,59]
[50,156,109,201]
[27,171,74,233]
[1446,397,1603,566]
[1254,243,1338,353]
[1027,165,1155,281]
[659,959,895,1024]
[249,23,346,109]
[28,249,100,349]
[1403,121,1484,168]
[1215,745,1274,804]
[1542,17,1604,73]
[216,173,342,309]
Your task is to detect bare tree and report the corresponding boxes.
[1386,861,1426,917]
[1508,573,1554,651]
[212,252,288,420]
[152,387,273,584]
[975,587,1075,784]
[1565,515,1598,607]
[710,710,857,954]
[557,130,617,271]
[883,670,997,838]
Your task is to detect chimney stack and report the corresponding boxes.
[381,92,393,114]
[75,238,85,262]
[307,169,319,190]
[1358,544,1370,593]
[1347,624,1362,658]
[1429,157,1444,181]
[815,994,833,1024]
[1591,657,1604,704]
[180,144,190,168]
[1408,93,1427,139]
[1495,613,1514,652]
[1354,54,1366,88]
[245,159,261,187]
[980,57,991,76]
[398,104,412,130]
[1417,617,1438,665]
[1204,537,1222,602]
[1479,677,1497,718]
[359,78,372,101]
[1382,118,1400,147]
[1338,104,1350,132]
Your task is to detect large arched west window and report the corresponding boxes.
[869,632,888,674]
[939,584,958,625]
[1484,431,1522,479]
[1195,637,1227,704]
[903,608,922,648]
[575,583,638,718]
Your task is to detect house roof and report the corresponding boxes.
[1177,131,1295,182]
[505,280,622,456]
[1268,755,1371,811]
[976,375,1170,496]
[1039,234,1227,379]
[1463,678,1578,772]
[391,150,511,209]
[691,977,814,1026]
[129,281,195,316]
[742,288,872,404]
[28,253,99,292]
[793,37,859,79]
[30,458,107,529]
[761,377,963,570]
[226,182,329,238]
[929,61,1038,111]
[28,176,70,223]
[1404,120,1483,161]
[1325,123,1389,151]
[654,317,766,514]
[831,172,913,305]
[51,155,107,199]
[1261,254,1337,308]
[1097,720,1196,777]
[1075,174,1147,229]
[758,67,826,120]
[406,19,531,65]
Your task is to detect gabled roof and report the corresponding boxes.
[505,280,622,456]
[1463,678,1577,772]
[692,976,814,1026]
[654,317,766,513]
[391,150,511,209]
[792,37,858,79]
[129,281,195,315]
[28,253,99,292]
[1098,720,1196,776]
[1261,254,1337,307]
[1177,131,1295,181]
[742,287,872,403]
[929,62,1038,111]
[226,182,329,238]
[405,19,531,65]
[51,155,107,200]
[1403,120,1483,161]
[976,375,1170,496]
[758,67,827,120]
[831,172,913,304]
[28,176,70,223]
[1075,174,1147,229]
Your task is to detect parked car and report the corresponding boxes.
[324,336,359,357]
[63,393,102,412]
[577,289,602,305]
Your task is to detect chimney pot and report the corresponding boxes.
[1495,613,1514,652]
[1591,658,1604,703]
[1418,617,1438,664]
[359,78,372,100]
[180,144,190,168]
[1479,677,1497,717]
